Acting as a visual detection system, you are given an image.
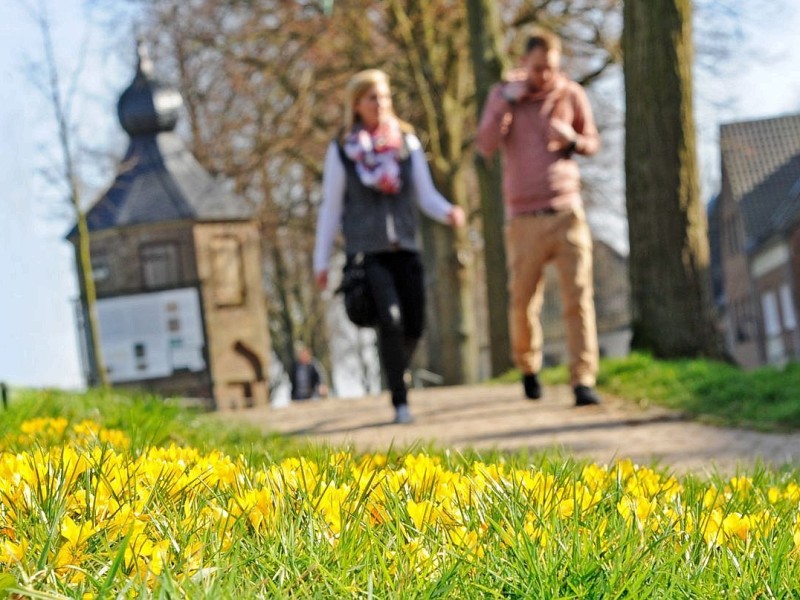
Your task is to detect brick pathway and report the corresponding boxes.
[215,383,800,476]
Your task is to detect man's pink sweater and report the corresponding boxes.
[476,74,600,219]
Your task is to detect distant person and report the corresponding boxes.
[290,346,328,401]
[476,26,602,406]
[313,68,465,424]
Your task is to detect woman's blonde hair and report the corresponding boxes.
[339,69,413,142]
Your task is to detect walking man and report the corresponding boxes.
[476,27,602,406]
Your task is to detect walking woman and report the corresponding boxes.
[313,68,464,424]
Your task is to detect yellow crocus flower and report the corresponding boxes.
[407,499,438,531]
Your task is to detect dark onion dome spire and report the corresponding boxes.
[117,40,182,136]
[64,38,255,239]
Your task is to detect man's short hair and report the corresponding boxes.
[524,27,562,55]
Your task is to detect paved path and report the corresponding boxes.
[216,383,800,476]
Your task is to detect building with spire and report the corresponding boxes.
[68,43,271,409]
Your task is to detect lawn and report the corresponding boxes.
[496,352,800,431]
[1,356,800,597]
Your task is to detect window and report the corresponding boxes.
[761,291,781,337]
[732,296,758,343]
[141,243,180,289]
[780,284,797,331]
[134,342,147,371]
[210,236,245,306]
[91,255,111,282]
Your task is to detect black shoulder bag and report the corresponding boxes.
[337,253,378,327]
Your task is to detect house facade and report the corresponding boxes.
[711,113,800,368]
[68,44,271,409]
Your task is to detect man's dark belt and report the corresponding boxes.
[526,207,561,216]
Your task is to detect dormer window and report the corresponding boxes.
[91,256,111,282]
[141,242,180,289]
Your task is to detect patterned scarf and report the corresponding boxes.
[343,118,404,195]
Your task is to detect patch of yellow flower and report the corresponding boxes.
[1,417,799,594]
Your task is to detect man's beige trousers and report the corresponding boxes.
[504,205,599,387]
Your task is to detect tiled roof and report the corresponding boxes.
[80,133,254,233]
[720,113,800,246]
[66,132,254,239]
[770,174,800,232]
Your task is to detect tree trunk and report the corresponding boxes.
[420,169,479,385]
[383,0,481,385]
[623,0,724,358]
[74,209,108,388]
[36,7,108,388]
[467,0,513,376]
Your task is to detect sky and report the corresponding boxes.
[0,1,135,390]
[0,1,799,391]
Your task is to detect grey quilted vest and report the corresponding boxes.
[337,135,420,256]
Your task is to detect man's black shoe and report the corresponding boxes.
[574,385,601,406]
[523,373,542,400]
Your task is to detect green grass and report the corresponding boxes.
[0,386,300,462]
[493,352,800,431]
[2,393,800,597]
[7,351,800,441]
[3,369,800,596]
[598,353,800,431]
